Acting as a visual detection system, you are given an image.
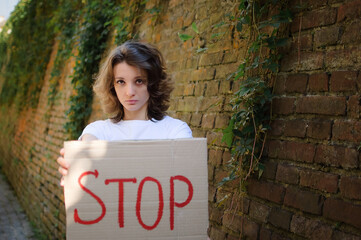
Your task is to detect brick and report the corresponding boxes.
[315,144,358,169]
[222,212,242,233]
[276,164,299,184]
[289,0,326,9]
[214,168,231,186]
[269,119,284,137]
[281,51,324,72]
[261,160,278,180]
[192,68,215,81]
[201,113,216,129]
[272,97,295,115]
[199,97,224,112]
[219,80,232,94]
[290,215,333,239]
[271,232,291,240]
[222,150,231,165]
[285,141,315,163]
[341,20,361,44]
[290,33,313,51]
[209,226,226,240]
[214,114,229,129]
[208,148,223,167]
[205,81,220,96]
[199,51,223,66]
[267,140,315,163]
[226,234,240,240]
[247,179,285,204]
[340,176,361,200]
[325,47,361,69]
[300,169,338,193]
[209,186,216,203]
[243,218,259,239]
[249,200,271,223]
[215,63,239,79]
[323,198,361,229]
[330,71,358,92]
[190,112,202,127]
[260,227,272,240]
[284,74,308,93]
[267,140,285,159]
[348,95,360,118]
[337,0,361,22]
[296,96,346,116]
[183,83,195,95]
[332,230,361,240]
[268,207,292,230]
[283,119,306,138]
[206,130,224,147]
[332,120,361,143]
[284,186,323,215]
[314,25,340,47]
[308,73,329,92]
[306,120,332,140]
[273,75,286,95]
[291,8,337,32]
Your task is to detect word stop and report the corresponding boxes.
[73,169,194,231]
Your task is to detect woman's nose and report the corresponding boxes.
[126,84,135,96]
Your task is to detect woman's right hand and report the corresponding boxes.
[57,148,69,186]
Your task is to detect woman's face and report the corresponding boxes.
[113,62,150,120]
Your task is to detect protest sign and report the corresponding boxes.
[64,138,208,239]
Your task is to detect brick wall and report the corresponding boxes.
[0,0,360,239]
[240,0,361,239]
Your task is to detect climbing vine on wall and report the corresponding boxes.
[220,0,292,201]
[47,0,83,104]
[178,0,292,196]
[64,0,127,140]
[0,0,58,108]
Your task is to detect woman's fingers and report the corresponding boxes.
[57,155,69,170]
[58,165,68,176]
[60,176,65,187]
[60,147,65,156]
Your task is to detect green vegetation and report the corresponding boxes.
[220,0,292,191]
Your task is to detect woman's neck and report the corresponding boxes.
[123,111,148,121]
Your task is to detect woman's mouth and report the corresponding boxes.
[126,100,138,105]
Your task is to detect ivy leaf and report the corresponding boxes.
[236,21,243,32]
[222,118,235,148]
[196,47,208,53]
[211,32,225,39]
[257,163,265,179]
[178,32,193,42]
[191,22,199,34]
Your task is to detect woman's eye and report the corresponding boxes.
[116,80,125,85]
[135,79,144,84]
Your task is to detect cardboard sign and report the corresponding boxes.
[64,138,208,240]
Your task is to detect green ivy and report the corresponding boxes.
[220,0,292,197]
[0,0,58,108]
[47,0,83,104]
[178,1,292,195]
[64,0,128,140]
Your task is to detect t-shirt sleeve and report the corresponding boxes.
[171,121,193,139]
[78,121,105,140]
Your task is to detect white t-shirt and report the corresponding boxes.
[79,116,192,141]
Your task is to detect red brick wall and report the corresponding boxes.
[0,0,360,239]
[233,0,361,239]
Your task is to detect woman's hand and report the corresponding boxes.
[57,148,69,186]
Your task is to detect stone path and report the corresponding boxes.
[0,172,36,240]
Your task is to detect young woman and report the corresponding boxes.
[57,41,192,184]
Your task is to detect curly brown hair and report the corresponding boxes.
[93,41,174,122]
